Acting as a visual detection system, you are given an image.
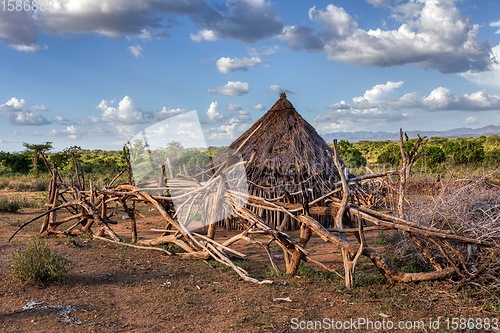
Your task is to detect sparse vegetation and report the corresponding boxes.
[7,238,70,283]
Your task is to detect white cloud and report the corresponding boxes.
[190,29,217,42]
[251,104,266,111]
[53,115,73,125]
[206,101,224,122]
[27,105,48,112]
[216,56,263,74]
[491,20,500,34]
[1,0,284,51]
[100,95,151,124]
[207,81,250,96]
[309,4,358,39]
[328,82,500,114]
[156,107,186,119]
[139,29,153,41]
[227,103,242,111]
[464,116,478,125]
[282,1,492,73]
[232,110,252,123]
[366,0,390,8]
[206,117,251,141]
[3,97,25,110]
[461,43,500,88]
[128,45,143,58]
[247,45,280,56]
[0,97,51,126]
[279,25,323,52]
[354,81,404,103]
[7,111,52,126]
[11,43,48,52]
[269,84,296,95]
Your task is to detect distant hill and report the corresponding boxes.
[322,125,500,143]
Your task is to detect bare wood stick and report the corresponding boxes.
[192,232,246,258]
[41,168,58,234]
[123,146,133,185]
[398,129,407,219]
[297,214,456,283]
[94,235,172,255]
[138,235,194,253]
[109,170,125,187]
[332,139,355,288]
[50,212,85,226]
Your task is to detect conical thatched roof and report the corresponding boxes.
[215,93,342,198]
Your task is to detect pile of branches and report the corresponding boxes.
[8,131,499,289]
[406,168,500,290]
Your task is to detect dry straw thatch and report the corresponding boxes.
[213,93,344,229]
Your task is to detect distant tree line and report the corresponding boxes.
[2,134,499,178]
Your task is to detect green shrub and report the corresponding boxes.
[0,198,21,212]
[443,138,484,165]
[422,145,446,170]
[337,140,367,168]
[485,148,500,167]
[7,239,70,283]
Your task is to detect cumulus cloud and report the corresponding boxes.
[309,4,358,40]
[0,97,51,126]
[206,117,251,141]
[156,107,186,119]
[99,96,151,124]
[216,56,263,74]
[128,45,143,58]
[227,103,242,111]
[1,0,284,51]
[279,25,323,52]
[491,20,500,34]
[190,29,217,42]
[7,111,52,126]
[200,0,283,43]
[247,45,280,56]
[366,0,391,8]
[231,110,252,123]
[53,115,73,125]
[269,85,296,95]
[206,101,225,122]
[281,1,492,73]
[461,43,500,88]
[207,81,250,96]
[464,116,478,125]
[251,104,266,111]
[328,82,500,113]
[353,81,404,103]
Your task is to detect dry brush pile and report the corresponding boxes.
[7,131,500,290]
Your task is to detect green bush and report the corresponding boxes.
[485,148,500,167]
[443,138,484,165]
[7,239,70,283]
[422,145,446,170]
[0,198,21,212]
[376,143,411,166]
[337,140,367,168]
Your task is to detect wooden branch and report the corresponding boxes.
[94,235,172,255]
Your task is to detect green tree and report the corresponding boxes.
[485,148,500,167]
[0,151,31,174]
[22,142,53,174]
[485,134,500,147]
[443,138,484,165]
[337,140,367,168]
[422,145,446,170]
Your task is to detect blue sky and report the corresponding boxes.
[1,0,500,152]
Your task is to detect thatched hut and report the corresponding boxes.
[214,93,345,230]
